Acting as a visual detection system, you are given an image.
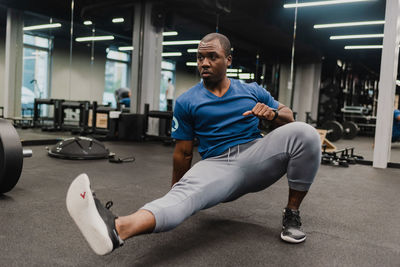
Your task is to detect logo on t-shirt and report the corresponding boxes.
[172,116,179,132]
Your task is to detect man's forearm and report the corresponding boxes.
[171,153,193,186]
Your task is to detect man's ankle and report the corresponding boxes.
[115,217,126,240]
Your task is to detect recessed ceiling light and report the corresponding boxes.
[344,45,383,49]
[227,69,243,73]
[238,73,255,79]
[75,36,114,42]
[330,34,384,40]
[314,20,385,29]
[112,18,124,23]
[284,0,373,8]
[186,62,197,66]
[118,46,134,51]
[163,31,178,36]
[163,40,201,45]
[23,23,62,31]
[187,49,198,53]
[162,52,182,57]
[83,20,92,26]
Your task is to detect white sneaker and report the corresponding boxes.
[66,173,124,255]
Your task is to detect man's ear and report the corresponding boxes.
[227,55,232,67]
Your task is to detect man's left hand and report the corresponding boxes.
[243,103,276,120]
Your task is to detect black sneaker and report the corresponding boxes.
[280,208,306,243]
[66,173,124,255]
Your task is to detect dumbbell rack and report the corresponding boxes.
[321,145,364,168]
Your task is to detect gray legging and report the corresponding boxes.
[142,122,321,232]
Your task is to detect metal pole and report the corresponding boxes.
[68,0,74,100]
[289,0,298,109]
[136,1,145,113]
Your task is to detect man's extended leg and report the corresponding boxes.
[66,151,246,255]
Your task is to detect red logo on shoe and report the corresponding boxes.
[80,192,86,199]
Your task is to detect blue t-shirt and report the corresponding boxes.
[171,78,279,159]
[393,109,400,139]
[119,98,130,108]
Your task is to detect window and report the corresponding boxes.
[103,49,130,107]
[160,60,176,111]
[22,34,51,115]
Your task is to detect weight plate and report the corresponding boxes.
[321,120,343,142]
[0,119,23,193]
[343,121,359,139]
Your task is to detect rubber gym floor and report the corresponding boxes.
[1,129,399,266]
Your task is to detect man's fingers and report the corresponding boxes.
[244,103,274,118]
[252,103,263,114]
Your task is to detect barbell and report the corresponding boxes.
[0,119,32,193]
[321,120,358,142]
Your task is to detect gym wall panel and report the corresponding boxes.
[0,30,5,108]
[278,64,290,107]
[175,65,199,99]
[292,63,322,122]
[50,40,106,103]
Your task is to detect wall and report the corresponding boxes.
[51,40,106,102]
[292,63,322,122]
[279,63,321,122]
[175,64,199,99]
[278,64,291,106]
[0,29,5,108]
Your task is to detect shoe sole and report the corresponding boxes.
[66,173,114,255]
[280,232,306,244]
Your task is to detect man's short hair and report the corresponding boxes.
[200,33,231,57]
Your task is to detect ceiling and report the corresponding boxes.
[0,0,389,75]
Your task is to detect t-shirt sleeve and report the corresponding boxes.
[171,100,194,140]
[254,84,279,109]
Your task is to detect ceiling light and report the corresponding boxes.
[112,18,124,23]
[118,46,134,51]
[162,52,182,57]
[163,40,201,46]
[83,20,92,26]
[239,73,255,79]
[227,73,238,77]
[163,31,178,36]
[396,80,400,86]
[227,69,243,73]
[344,45,383,49]
[284,0,372,8]
[23,23,62,31]
[187,48,198,53]
[186,62,197,66]
[75,36,114,42]
[330,34,384,40]
[314,20,385,29]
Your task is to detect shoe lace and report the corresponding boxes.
[105,201,113,209]
[283,209,302,228]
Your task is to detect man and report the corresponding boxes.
[66,33,321,256]
[119,90,131,108]
[393,109,400,142]
[165,78,175,111]
[114,88,131,108]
